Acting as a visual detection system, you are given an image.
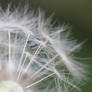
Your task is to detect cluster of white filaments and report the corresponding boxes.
[0,6,86,92]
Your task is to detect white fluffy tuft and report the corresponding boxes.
[0,5,87,92]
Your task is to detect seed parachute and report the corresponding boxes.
[0,5,87,92]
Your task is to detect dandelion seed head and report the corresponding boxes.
[0,5,87,92]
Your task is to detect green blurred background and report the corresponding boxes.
[0,0,92,92]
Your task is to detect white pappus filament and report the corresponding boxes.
[0,5,87,92]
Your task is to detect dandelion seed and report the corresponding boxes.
[0,5,87,92]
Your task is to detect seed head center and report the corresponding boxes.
[0,80,23,92]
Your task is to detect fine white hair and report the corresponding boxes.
[0,5,87,92]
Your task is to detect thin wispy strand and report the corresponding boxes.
[0,5,87,92]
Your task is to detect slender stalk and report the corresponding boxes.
[17,34,30,72]
[8,31,11,64]
[26,73,55,88]
[17,40,48,80]
[30,55,58,79]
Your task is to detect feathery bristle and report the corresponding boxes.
[0,5,87,92]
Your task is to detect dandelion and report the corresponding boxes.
[0,5,87,92]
